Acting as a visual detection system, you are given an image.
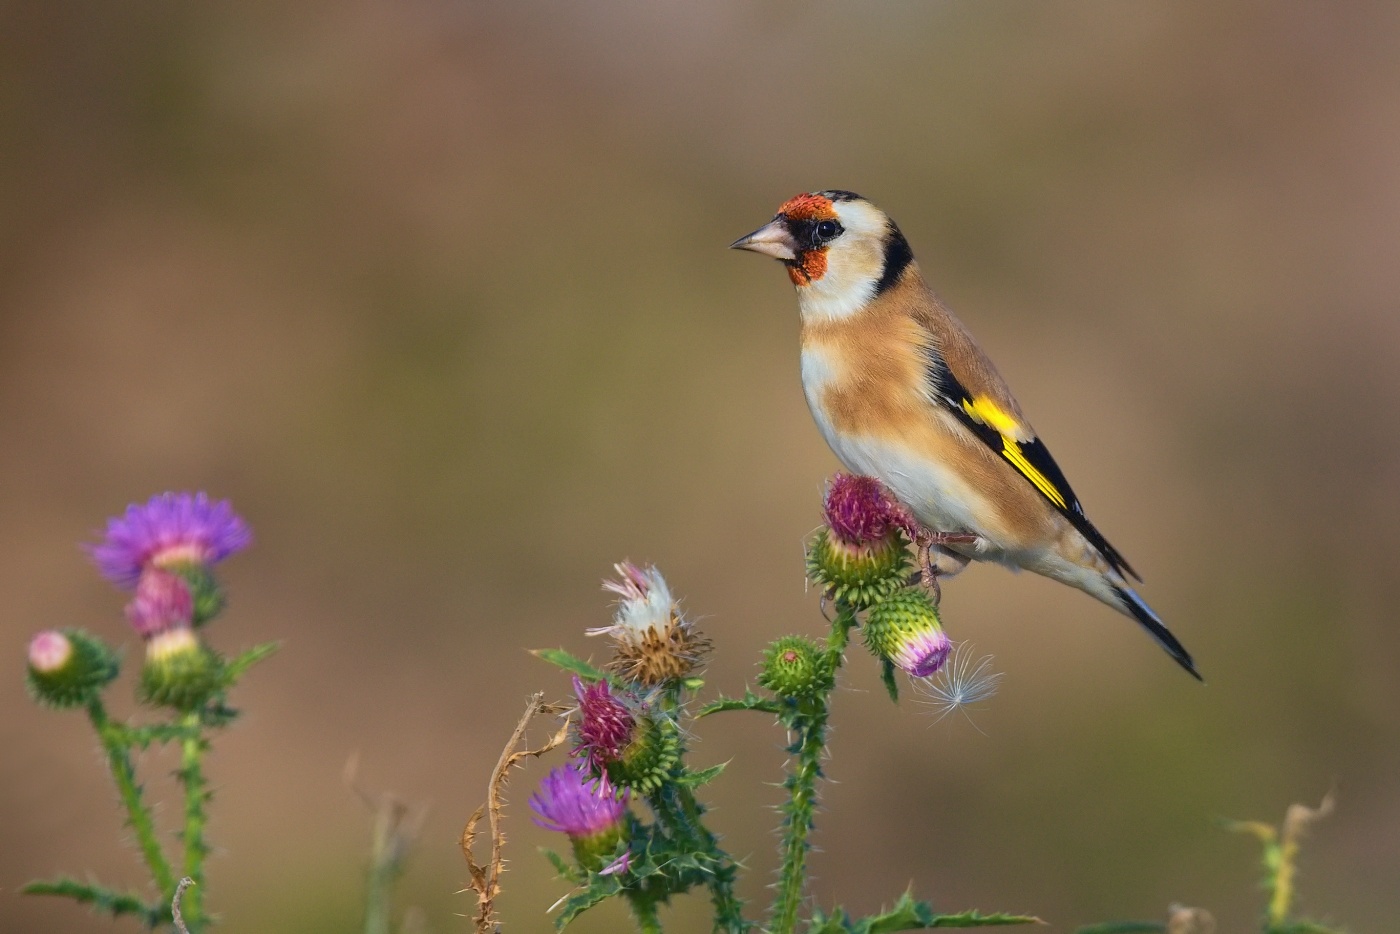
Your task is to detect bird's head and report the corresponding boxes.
[730,190,914,321]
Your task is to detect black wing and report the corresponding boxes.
[927,363,1141,582]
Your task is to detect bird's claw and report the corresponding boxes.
[913,529,977,607]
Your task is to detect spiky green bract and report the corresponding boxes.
[26,630,119,709]
[808,892,1042,932]
[759,635,832,700]
[864,588,952,680]
[806,527,910,609]
[138,630,225,712]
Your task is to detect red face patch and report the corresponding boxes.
[786,249,827,286]
[777,192,837,222]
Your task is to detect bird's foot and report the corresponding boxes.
[912,530,978,606]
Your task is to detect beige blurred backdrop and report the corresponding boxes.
[4,3,1399,932]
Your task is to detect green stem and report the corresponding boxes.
[674,785,746,933]
[643,761,746,930]
[823,606,855,667]
[85,699,177,900]
[769,605,853,934]
[177,711,211,931]
[628,893,664,934]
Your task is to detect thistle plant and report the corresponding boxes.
[521,475,1037,934]
[23,492,276,932]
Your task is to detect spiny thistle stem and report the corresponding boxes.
[627,893,664,934]
[648,686,748,932]
[676,785,746,933]
[646,782,747,932]
[176,711,211,930]
[769,604,852,934]
[86,698,177,900]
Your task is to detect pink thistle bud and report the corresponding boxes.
[125,569,194,639]
[865,588,953,678]
[807,474,915,607]
[28,630,73,673]
[25,629,119,709]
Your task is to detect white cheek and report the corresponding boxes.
[797,267,876,322]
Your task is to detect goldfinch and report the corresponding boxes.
[731,190,1200,680]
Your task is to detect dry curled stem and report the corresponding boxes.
[1225,789,1336,927]
[172,877,195,934]
[461,692,570,934]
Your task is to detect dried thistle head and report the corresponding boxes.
[590,562,710,687]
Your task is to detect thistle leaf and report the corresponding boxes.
[531,648,607,682]
[810,894,1042,933]
[22,877,165,926]
[697,690,782,717]
[675,762,729,787]
[880,658,900,704]
[553,872,624,929]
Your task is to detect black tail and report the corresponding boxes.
[1111,584,1203,682]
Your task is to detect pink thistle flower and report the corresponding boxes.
[125,569,195,639]
[88,492,251,588]
[823,473,916,546]
[573,676,637,771]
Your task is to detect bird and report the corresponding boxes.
[730,190,1200,680]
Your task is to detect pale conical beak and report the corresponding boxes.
[729,219,798,261]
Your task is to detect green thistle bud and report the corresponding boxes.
[26,630,119,709]
[138,628,225,711]
[864,588,952,679]
[605,713,682,796]
[759,635,831,699]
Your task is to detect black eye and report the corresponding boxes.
[815,220,842,242]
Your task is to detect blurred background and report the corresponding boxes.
[4,2,1399,931]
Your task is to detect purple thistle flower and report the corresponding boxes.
[125,569,195,638]
[573,676,636,770]
[88,492,252,588]
[823,473,916,546]
[529,761,628,839]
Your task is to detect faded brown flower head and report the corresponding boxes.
[589,562,710,687]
